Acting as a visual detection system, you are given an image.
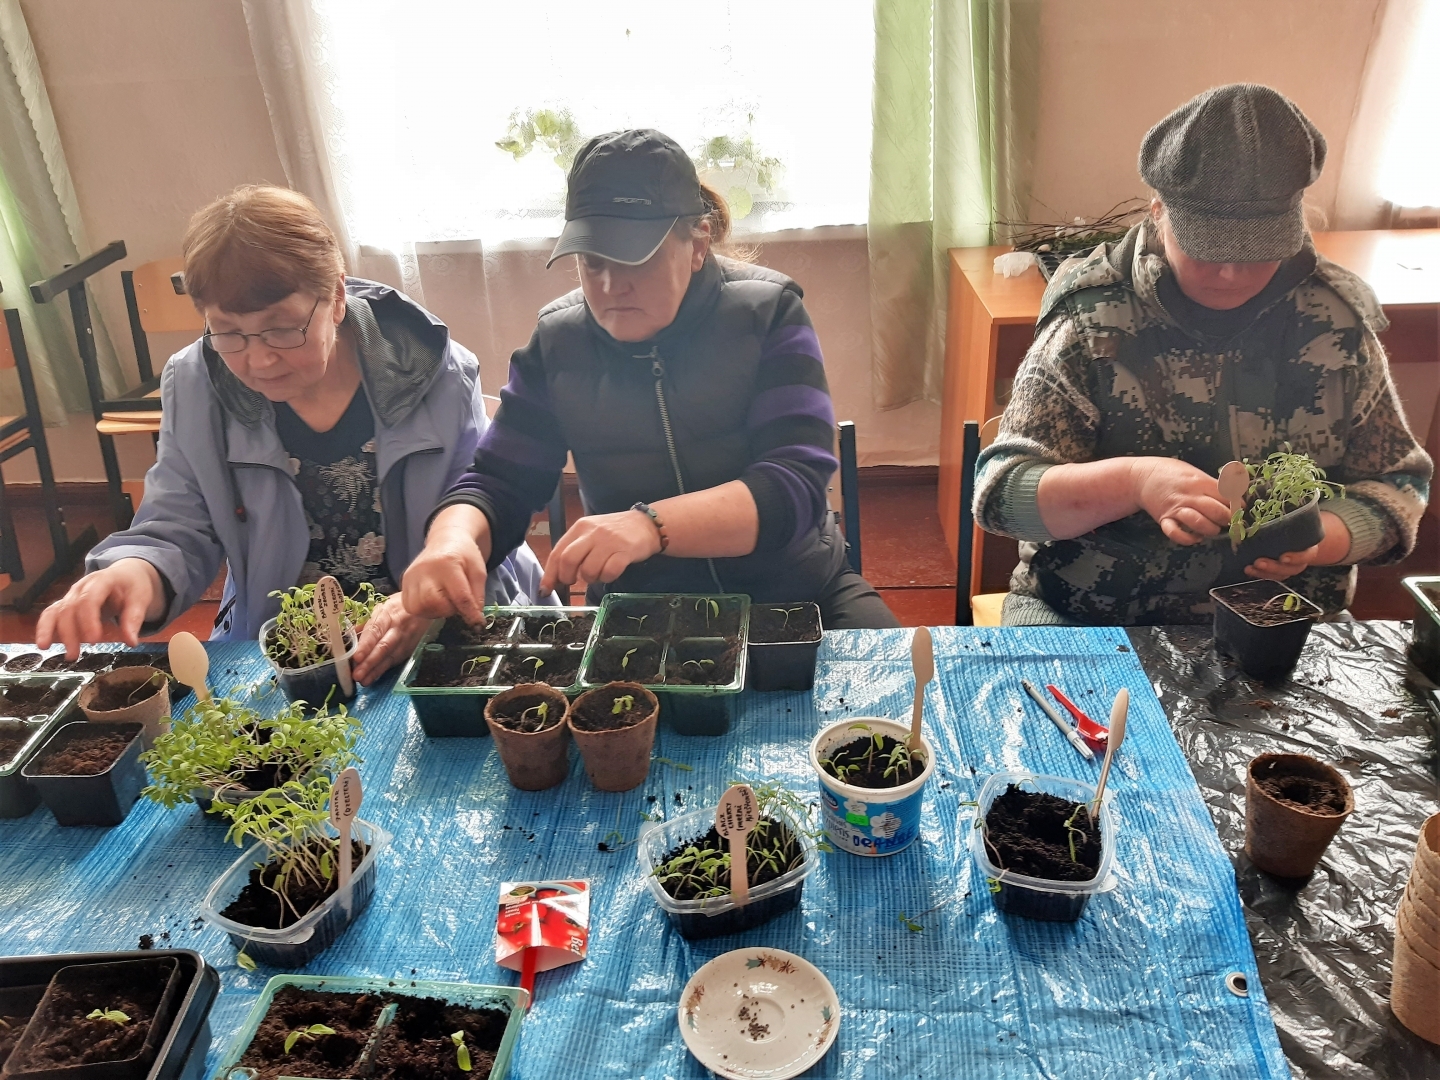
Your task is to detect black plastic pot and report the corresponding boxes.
[0,951,216,1080]
[0,720,45,820]
[746,603,822,692]
[22,721,146,827]
[658,692,733,736]
[1403,576,1440,684]
[1218,492,1324,586]
[1211,579,1322,680]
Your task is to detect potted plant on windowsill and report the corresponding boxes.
[1220,448,1343,582]
[1211,579,1323,680]
[199,775,391,969]
[261,583,380,707]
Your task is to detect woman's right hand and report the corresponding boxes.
[35,558,167,659]
[401,504,492,624]
[1133,458,1234,545]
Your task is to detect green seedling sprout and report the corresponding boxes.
[87,1009,130,1025]
[695,598,721,628]
[284,1023,337,1054]
[620,648,638,672]
[265,581,380,668]
[680,658,716,675]
[451,1030,473,1072]
[125,670,167,706]
[612,694,635,715]
[536,616,573,642]
[524,656,545,673]
[1262,592,1304,614]
[236,950,256,972]
[771,606,806,630]
[519,701,549,725]
[1063,804,1092,864]
[460,655,493,676]
[627,615,649,631]
[1225,446,1345,545]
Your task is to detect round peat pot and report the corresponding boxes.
[970,770,1117,922]
[259,618,358,708]
[1244,753,1353,878]
[79,666,171,748]
[485,684,571,791]
[568,683,658,792]
[1219,491,1325,585]
[21,721,146,827]
[809,717,933,857]
[1211,579,1321,681]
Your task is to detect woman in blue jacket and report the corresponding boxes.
[36,185,546,682]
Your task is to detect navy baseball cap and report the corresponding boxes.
[547,129,707,268]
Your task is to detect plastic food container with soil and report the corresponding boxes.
[969,770,1117,922]
[0,674,86,819]
[577,594,749,736]
[810,717,933,856]
[259,617,359,708]
[1211,579,1322,680]
[211,974,527,1080]
[746,601,822,692]
[21,720,147,827]
[0,950,218,1080]
[394,608,596,737]
[638,803,819,940]
[1245,753,1354,878]
[199,818,391,968]
[1403,576,1440,684]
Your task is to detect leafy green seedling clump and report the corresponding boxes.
[1227,448,1344,546]
[266,581,381,669]
[284,1023,336,1054]
[86,1008,130,1025]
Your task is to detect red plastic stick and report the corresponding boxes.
[520,946,537,1009]
[1045,684,1109,746]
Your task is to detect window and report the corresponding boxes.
[1375,0,1440,209]
[313,1,875,246]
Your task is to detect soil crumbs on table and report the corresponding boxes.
[371,995,509,1080]
[238,986,384,1080]
[748,604,821,643]
[572,686,651,731]
[11,968,167,1068]
[820,733,926,789]
[87,674,166,712]
[656,818,799,901]
[1257,769,1348,813]
[983,785,1101,881]
[221,839,368,930]
[490,692,563,733]
[30,725,138,776]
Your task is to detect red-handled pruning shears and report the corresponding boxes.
[1045,684,1109,748]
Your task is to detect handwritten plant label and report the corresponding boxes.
[716,784,759,907]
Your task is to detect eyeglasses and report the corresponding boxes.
[203,296,323,355]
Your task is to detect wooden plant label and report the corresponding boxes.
[314,575,354,696]
[715,784,759,907]
[330,767,363,892]
[1218,461,1249,517]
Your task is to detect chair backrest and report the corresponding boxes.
[131,258,203,334]
[953,419,984,624]
[0,313,13,372]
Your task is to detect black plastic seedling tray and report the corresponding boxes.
[0,950,217,1080]
[22,721,146,827]
[0,675,85,819]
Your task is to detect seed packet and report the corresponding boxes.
[496,879,590,975]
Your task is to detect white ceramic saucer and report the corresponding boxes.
[677,947,840,1080]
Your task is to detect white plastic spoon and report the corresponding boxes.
[167,632,210,703]
[715,783,758,908]
[1092,688,1129,812]
[330,766,363,899]
[314,575,354,698]
[909,626,934,752]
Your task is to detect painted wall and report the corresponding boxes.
[10,0,1413,484]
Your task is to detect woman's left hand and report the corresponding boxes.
[541,509,662,595]
[1244,510,1352,581]
[352,593,432,685]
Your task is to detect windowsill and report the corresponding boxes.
[364,223,868,257]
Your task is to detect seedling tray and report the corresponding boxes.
[578,594,749,736]
[1403,576,1440,683]
[0,675,85,818]
[0,950,218,1080]
[394,608,596,737]
[212,974,526,1080]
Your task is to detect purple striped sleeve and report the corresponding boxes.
[748,384,835,429]
[760,323,824,364]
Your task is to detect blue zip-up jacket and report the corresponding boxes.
[87,278,548,641]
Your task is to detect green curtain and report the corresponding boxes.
[869,0,1040,409]
[0,0,123,423]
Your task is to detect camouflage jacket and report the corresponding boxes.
[974,220,1432,625]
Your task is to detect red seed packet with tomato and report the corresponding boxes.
[496,880,590,976]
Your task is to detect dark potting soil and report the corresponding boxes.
[571,686,652,732]
[603,597,674,637]
[0,1007,34,1065]
[1257,769,1348,813]
[87,674,166,712]
[673,600,740,639]
[112,652,175,679]
[665,639,740,686]
[220,839,368,930]
[499,649,581,689]
[820,734,926,789]
[748,604,821,643]
[490,692,563,733]
[655,818,799,902]
[10,966,169,1069]
[412,648,495,688]
[369,996,510,1080]
[1225,595,1317,627]
[31,726,137,776]
[39,651,117,673]
[589,639,662,683]
[3,653,43,672]
[437,615,518,648]
[0,726,30,768]
[0,682,69,713]
[517,611,595,647]
[236,986,385,1080]
[983,784,1102,882]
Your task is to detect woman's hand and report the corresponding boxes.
[35,559,167,659]
[540,509,661,595]
[352,594,430,686]
[1245,510,1351,580]
[1036,457,1232,543]
[1132,458,1234,545]
[402,504,492,624]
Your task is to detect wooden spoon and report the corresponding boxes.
[1218,460,1249,520]
[330,766,363,896]
[1092,689,1129,812]
[167,632,210,702]
[715,784,758,908]
[314,575,354,697]
[908,626,934,752]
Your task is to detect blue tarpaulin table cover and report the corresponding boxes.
[0,627,1288,1078]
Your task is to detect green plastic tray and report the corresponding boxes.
[212,973,527,1080]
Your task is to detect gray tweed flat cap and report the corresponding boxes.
[1140,83,1326,262]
